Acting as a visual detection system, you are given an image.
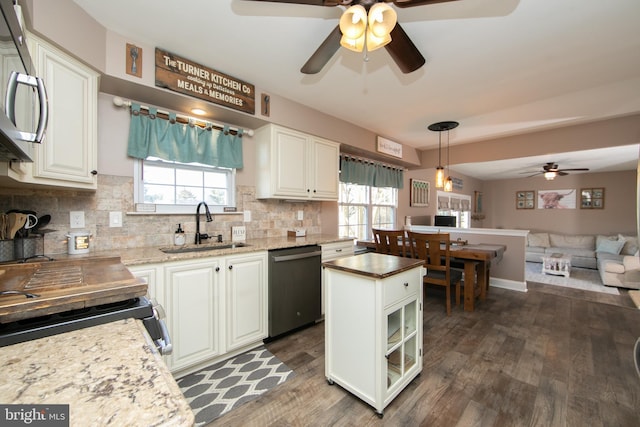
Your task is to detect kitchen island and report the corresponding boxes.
[0,318,194,426]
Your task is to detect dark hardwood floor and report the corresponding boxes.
[210,282,640,426]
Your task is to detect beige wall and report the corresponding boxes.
[482,170,636,234]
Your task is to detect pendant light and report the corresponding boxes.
[428,121,459,190]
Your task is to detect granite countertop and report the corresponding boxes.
[323,252,424,279]
[48,234,354,266]
[0,318,194,427]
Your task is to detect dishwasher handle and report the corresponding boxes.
[272,250,322,262]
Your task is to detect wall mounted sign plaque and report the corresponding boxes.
[155,48,255,114]
[376,136,403,158]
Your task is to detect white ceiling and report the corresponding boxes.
[72,0,640,178]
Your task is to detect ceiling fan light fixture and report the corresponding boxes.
[339,5,367,40]
[368,3,397,38]
[544,171,557,180]
[365,28,392,51]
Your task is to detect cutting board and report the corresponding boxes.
[0,256,147,323]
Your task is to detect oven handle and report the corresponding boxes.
[272,250,322,262]
[155,317,173,356]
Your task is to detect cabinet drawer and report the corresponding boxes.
[383,268,420,307]
[321,240,354,261]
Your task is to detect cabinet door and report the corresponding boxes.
[309,137,339,200]
[26,33,98,189]
[128,264,164,305]
[165,259,222,371]
[225,252,268,351]
[273,127,309,198]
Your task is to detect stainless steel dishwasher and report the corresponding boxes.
[268,245,322,338]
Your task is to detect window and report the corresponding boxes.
[134,157,236,214]
[436,190,471,228]
[338,182,397,240]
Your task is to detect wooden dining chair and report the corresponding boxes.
[372,228,407,257]
[407,231,462,315]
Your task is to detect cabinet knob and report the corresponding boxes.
[215,267,220,272]
[404,282,409,287]
[228,265,233,270]
[90,170,98,175]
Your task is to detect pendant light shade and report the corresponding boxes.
[435,166,445,188]
[428,121,459,191]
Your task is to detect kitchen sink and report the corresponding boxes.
[160,242,250,254]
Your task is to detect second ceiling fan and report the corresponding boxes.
[525,162,590,180]
[244,0,460,74]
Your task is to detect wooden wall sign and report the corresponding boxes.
[155,48,255,115]
[376,136,402,158]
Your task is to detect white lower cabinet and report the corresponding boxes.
[225,252,268,352]
[165,258,223,373]
[128,251,267,376]
[323,253,423,417]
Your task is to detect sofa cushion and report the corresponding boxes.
[596,238,625,255]
[527,233,550,248]
[549,234,594,249]
[623,255,640,271]
[527,246,546,254]
[602,259,625,274]
[619,234,639,255]
[596,234,619,249]
[544,247,595,257]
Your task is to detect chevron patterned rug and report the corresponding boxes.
[177,346,295,426]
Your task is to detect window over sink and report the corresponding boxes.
[134,157,236,214]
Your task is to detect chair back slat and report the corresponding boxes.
[407,231,452,284]
[372,228,407,257]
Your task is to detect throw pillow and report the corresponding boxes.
[596,238,625,255]
[528,233,550,248]
[618,234,639,255]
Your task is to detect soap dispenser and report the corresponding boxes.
[174,223,185,246]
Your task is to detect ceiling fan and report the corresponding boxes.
[244,0,460,74]
[524,162,590,180]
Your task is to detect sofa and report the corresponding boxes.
[525,232,640,289]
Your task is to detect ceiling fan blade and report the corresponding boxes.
[242,0,343,6]
[557,171,569,176]
[300,25,342,74]
[392,0,461,8]
[385,23,425,73]
[557,168,590,172]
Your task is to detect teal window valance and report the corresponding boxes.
[127,103,243,168]
[340,155,404,189]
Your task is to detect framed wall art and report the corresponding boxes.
[410,179,430,207]
[516,190,535,209]
[580,188,605,209]
[537,189,576,209]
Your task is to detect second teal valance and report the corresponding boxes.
[340,155,404,189]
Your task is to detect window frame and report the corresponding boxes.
[436,190,472,229]
[133,158,236,214]
[338,182,398,241]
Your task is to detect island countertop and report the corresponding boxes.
[0,318,194,427]
[323,252,424,279]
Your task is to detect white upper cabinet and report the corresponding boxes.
[255,124,340,201]
[7,33,98,189]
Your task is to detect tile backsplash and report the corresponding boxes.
[0,175,321,255]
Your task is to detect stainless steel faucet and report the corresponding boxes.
[195,201,213,244]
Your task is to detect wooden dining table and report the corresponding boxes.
[357,240,506,312]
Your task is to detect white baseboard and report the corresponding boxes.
[490,277,527,292]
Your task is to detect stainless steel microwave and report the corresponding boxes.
[0,0,47,162]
